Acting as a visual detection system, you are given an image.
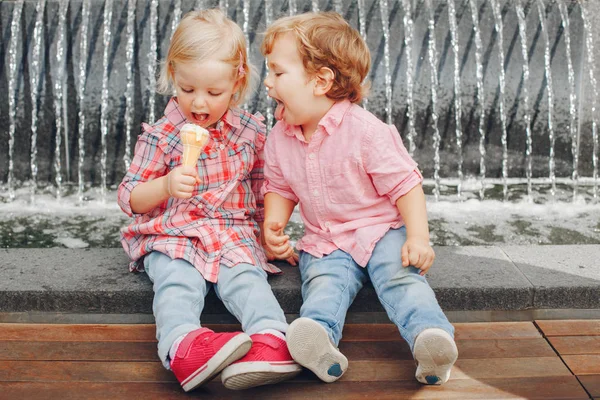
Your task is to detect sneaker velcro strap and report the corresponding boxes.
[251,333,283,349]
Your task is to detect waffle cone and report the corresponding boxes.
[180,124,209,167]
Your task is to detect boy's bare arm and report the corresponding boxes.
[395,184,435,274]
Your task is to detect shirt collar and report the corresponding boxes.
[283,100,352,139]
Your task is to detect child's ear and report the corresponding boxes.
[313,67,335,96]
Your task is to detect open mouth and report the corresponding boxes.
[191,112,209,124]
[274,99,285,121]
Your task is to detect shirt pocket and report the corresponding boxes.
[323,160,365,204]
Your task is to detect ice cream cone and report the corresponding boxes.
[180,123,210,167]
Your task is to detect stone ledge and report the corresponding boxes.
[1,245,599,315]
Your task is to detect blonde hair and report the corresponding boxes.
[157,9,253,106]
[261,12,370,103]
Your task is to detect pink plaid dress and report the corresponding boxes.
[118,98,279,283]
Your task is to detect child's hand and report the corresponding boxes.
[263,221,298,266]
[166,166,201,199]
[401,237,435,275]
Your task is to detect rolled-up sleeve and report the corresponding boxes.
[363,124,423,204]
[117,132,167,217]
[261,130,299,203]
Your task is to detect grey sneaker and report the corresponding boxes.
[413,328,458,385]
[286,317,348,383]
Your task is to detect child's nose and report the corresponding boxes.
[192,95,206,109]
[264,76,272,89]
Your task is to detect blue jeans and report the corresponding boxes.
[298,227,454,351]
[144,251,288,369]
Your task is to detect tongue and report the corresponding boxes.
[274,103,284,121]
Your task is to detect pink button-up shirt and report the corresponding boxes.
[118,98,279,283]
[262,100,423,266]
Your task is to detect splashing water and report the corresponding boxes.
[515,0,533,202]
[558,0,580,201]
[425,0,441,200]
[171,0,182,39]
[77,0,91,203]
[448,0,463,199]
[123,0,136,171]
[537,0,556,200]
[581,2,599,201]
[265,0,274,130]
[401,0,417,155]
[7,0,24,202]
[52,0,68,200]
[29,0,47,204]
[147,0,159,124]
[490,0,508,201]
[333,0,342,14]
[469,0,486,200]
[357,0,368,111]
[379,0,392,125]
[100,0,114,203]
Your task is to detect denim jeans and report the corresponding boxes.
[298,227,454,351]
[144,251,288,369]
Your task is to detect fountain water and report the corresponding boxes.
[1,0,599,205]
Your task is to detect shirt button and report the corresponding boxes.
[325,221,331,228]
[219,144,225,150]
[308,153,316,160]
[197,203,203,209]
[214,250,220,256]
[313,189,319,196]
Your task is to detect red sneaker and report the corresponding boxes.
[221,333,302,390]
[170,328,252,392]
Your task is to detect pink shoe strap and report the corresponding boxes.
[250,333,283,349]
[175,327,213,358]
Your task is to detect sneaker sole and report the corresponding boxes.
[181,333,252,392]
[286,318,348,383]
[221,361,302,390]
[413,330,458,385]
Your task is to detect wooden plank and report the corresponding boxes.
[536,320,600,336]
[0,322,542,342]
[0,357,570,383]
[579,375,600,398]
[0,337,553,362]
[0,324,157,342]
[548,336,600,355]
[0,361,175,382]
[339,338,555,361]
[0,376,589,400]
[562,355,600,375]
[0,323,245,342]
[339,357,571,382]
[341,322,541,341]
[0,341,159,361]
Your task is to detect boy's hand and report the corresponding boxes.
[263,221,298,266]
[401,237,435,275]
[166,166,201,199]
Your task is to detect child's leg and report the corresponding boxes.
[215,263,301,389]
[213,262,288,334]
[286,250,368,382]
[144,252,252,392]
[366,227,457,384]
[144,251,209,368]
[298,250,368,344]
